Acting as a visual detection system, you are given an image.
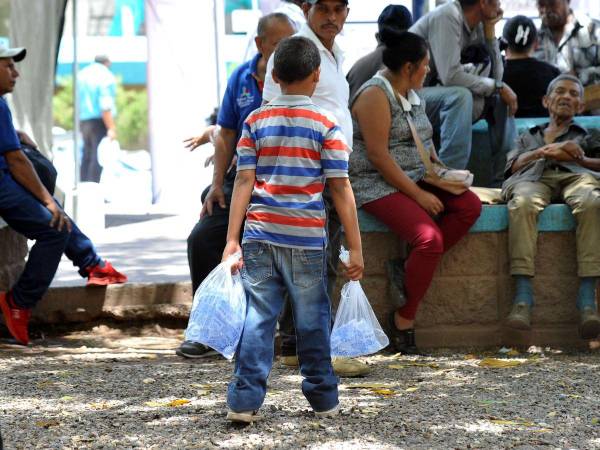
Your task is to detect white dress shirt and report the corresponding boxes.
[263,23,353,146]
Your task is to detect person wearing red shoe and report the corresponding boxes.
[0,44,126,345]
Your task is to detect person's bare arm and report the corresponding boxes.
[201,127,238,217]
[352,87,443,216]
[16,130,37,149]
[510,147,547,173]
[5,149,71,231]
[183,125,217,151]
[327,177,364,281]
[101,110,117,140]
[222,169,255,273]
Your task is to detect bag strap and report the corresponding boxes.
[405,112,434,173]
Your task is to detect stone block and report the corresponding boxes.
[0,227,27,291]
[535,233,577,276]
[496,232,510,275]
[359,232,401,276]
[531,275,580,324]
[416,276,499,326]
[417,325,502,349]
[441,233,499,276]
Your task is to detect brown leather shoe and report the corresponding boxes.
[506,303,531,330]
[579,307,600,340]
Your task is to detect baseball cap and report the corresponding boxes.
[305,0,349,4]
[0,43,26,62]
[378,5,412,33]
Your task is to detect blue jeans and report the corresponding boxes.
[228,241,338,413]
[65,222,102,277]
[0,170,69,308]
[0,171,101,308]
[420,86,473,170]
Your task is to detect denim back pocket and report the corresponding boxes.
[292,248,325,289]
[242,241,273,284]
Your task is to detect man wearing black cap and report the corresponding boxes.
[347,4,413,99]
[0,44,126,346]
[0,44,71,345]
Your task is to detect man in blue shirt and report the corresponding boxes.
[0,45,126,345]
[78,55,117,182]
[178,13,295,358]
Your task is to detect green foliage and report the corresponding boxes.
[53,76,74,131]
[116,83,148,149]
[53,76,148,150]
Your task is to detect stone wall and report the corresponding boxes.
[336,230,589,349]
[0,226,27,292]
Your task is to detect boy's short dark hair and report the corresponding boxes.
[273,36,321,84]
[503,15,537,53]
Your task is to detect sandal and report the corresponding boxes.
[388,312,420,355]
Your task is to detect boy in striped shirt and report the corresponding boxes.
[222,36,363,423]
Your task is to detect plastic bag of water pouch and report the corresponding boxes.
[184,252,246,359]
[330,247,389,357]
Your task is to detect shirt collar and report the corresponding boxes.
[249,53,262,76]
[531,120,588,139]
[374,72,421,111]
[268,94,313,107]
[298,23,343,62]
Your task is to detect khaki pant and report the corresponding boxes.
[506,169,600,277]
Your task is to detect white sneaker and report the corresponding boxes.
[314,403,340,418]
[226,409,261,423]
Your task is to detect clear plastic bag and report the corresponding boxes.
[330,248,389,357]
[184,252,246,359]
[97,137,120,169]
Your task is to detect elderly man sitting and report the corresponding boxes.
[502,74,600,339]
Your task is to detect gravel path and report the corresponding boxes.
[1,326,600,449]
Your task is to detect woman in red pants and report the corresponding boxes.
[349,30,481,354]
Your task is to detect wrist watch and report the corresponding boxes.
[494,80,504,93]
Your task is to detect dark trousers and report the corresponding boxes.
[80,118,106,183]
[0,170,69,308]
[0,171,102,308]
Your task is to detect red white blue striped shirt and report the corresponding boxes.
[236,95,350,249]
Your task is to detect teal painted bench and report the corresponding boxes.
[471,116,600,136]
[358,203,576,233]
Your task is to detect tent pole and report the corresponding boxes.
[72,0,80,220]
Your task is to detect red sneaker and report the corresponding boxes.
[86,261,128,287]
[0,291,31,345]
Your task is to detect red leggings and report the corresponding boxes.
[362,184,481,320]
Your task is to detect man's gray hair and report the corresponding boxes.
[546,74,584,97]
[257,12,292,37]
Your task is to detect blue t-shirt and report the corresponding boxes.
[217,53,263,141]
[0,97,20,170]
[78,62,117,121]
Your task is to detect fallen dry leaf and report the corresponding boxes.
[145,398,191,408]
[35,420,60,428]
[405,387,419,393]
[346,383,391,390]
[389,362,440,370]
[371,388,395,396]
[478,358,523,368]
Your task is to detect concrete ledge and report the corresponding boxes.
[358,203,576,233]
[32,282,193,324]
